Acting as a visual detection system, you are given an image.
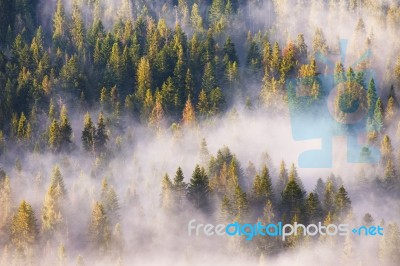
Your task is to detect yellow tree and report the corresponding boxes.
[182,97,196,127]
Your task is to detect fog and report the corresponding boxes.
[2,0,400,265]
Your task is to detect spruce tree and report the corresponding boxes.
[89,202,111,253]
[81,112,95,153]
[187,165,210,212]
[11,200,39,249]
[94,112,108,153]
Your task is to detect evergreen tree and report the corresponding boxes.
[334,186,351,218]
[197,89,209,117]
[305,192,322,223]
[59,105,72,150]
[367,78,377,118]
[276,160,288,194]
[187,165,210,212]
[49,119,61,152]
[160,174,173,211]
[89,202,111,253]
[379,223,400,264]
[281,178,305,220]
[173,167,187,211]
[252,165,274,210]
[136,57,151,104]
[100,179,120,225]
[94,112,108,153]
[182,97,196,127]
[53,0,68,49]
[374,97,384,132]
[0,175,11,229]
[11,200,39,249]
[81,112,95,153]
[223,37,239,64]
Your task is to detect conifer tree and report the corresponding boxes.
[160,174,173,211]
[374,97,384,132]
[81,112,95,153]
[94,112,108,153]
[173,167,187,211]
[53,0,68,49]
[148,95,165,131]
[197,89,209,117]
[334,186,351,218]
[59,105,72,149]
[49,119,61,152]
[367,78,377,117]
[100,179,120,225]
[11,200,39,249]
[0,175,11,229]
[136,57,151,104]
[252,165,273,209]
[182,97,196,127]
[71,0,85,51]
[276,160,289,194]
[379,223,400,264]
[305,192,322,223]
[187,165,210,212]
[89,202,111,253]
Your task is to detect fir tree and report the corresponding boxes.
[11,200,39,249]
[187,165,210,212]
[81,112,95,153]
[89,202,111,254]
[94,112,108,153]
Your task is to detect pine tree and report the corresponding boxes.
[209,0,225,24]
[223,37,239,64]
[11,200,39,249]
[305,192,322,223]
[59,105,72,149]
[190,4,204,32]
[17,112,30,141]
[323,180,335,214]
[53,0,68,49]
[379,223,400,264]
[202,62,216,93]
[252,165,273,210]
[383,158,396,190]
[182,97,196,127]
[334,186,351,218]
[381,135,393,165]
[276,160,288,194]
[81,112,95,153]
[94,112,108,153]
[41,183,64,236]
[173,167,187,211]
[71,0,85,51]
[219,195,233,223]
[160,174,173,211]
[49,119,61,152]
[136,57,151,104]
[367,78,377,118]
[197,89,209,117]
[0,175,11,229]
[187,165,210,212]
[233,184,248,222]
[374,97,384,132]
[281,178,305,220]
[89,202,111,253]
[148,95,165,131]
[100,179,120,225]
[385,96,396,123]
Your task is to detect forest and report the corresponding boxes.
[0,0,400,265]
